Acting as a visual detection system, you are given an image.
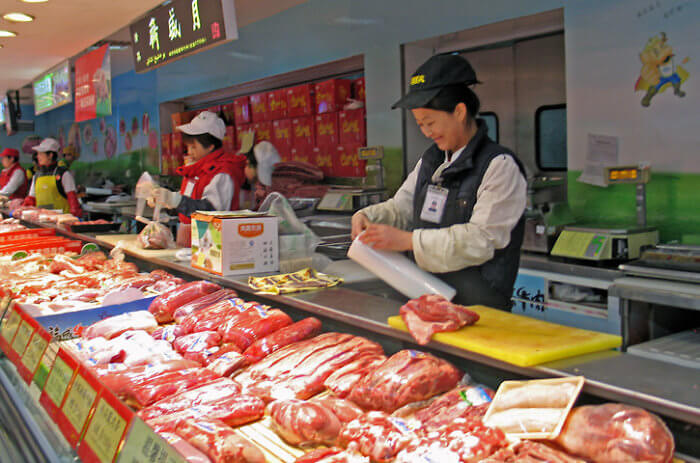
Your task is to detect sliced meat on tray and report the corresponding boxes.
[337,411,416,462]
[173,419,266,463]
[173,288,239,324]
[323,354,386,399]
[122,367,220,409]
[243,317,322,364]
[218,307,293,350]
[346,349,461,413]
[400,294,480,345]
[149,281,221,323]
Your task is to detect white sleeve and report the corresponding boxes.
[412,155,527,272]
[61,171,77,194]
[201,173,235,211]
[359,159,420,231]
[0,169,26,195]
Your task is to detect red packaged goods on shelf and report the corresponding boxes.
[395,422,508,462]
[173,288,238,324]
[158,433,212,463]
[233,96,252,125]
[243,317,322,364]
[287,84,314,117]
[171,132,185,168]
[96,359,200,396]
[338,109,366,145]
[171,111,197,131]
[206,105,221,116]
[221,103,236,126]
[173,331,222,360]
[223,126,236,154]
[337,412,415,462]
[161,133,172,174]
[218,307,293,350]
[352,77,365,101]
[174,419,266,463]
[332,145,365,178]
[123,367,220,409]
[267,89,288,119]
[311,146,333,177]
[253,121,273,143]
[555,404,674,463]
[205,346,247,376]
[236,124,253,151]
[400,294,480,345]
[249,93,269,122]
[347,350,461,413]
[268,399,344,446]
[180,298,258,334]
[83,310,158,340]
[272,119,293,153]
[292,116,315,151]
[148,281,221,323]
[323,354,386,398]
[315,113,339,147]
[315,79,351,113]
[291,146,313,164]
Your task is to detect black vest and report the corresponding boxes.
[412,120,525,310]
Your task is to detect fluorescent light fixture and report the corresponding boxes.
[0,30,18,37]
[3,12,35,22]
[20,0,49,3]
[333,16,384,26]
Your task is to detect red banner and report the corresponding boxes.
[75,44,112,122]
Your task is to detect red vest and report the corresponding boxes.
[176,148,246,224]
[0,162,28,199]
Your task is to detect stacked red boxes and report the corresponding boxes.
[338,109,366,145]
[272,119,293,159]
[312,146,334,177]
[221,103,236,126]
[233,96,251,125]
[250,93,269,122]
[267,89,288,120]
[236,124,253,151]
[292,117,315,152]
[171,132,185,171]
[223,126,236,154]
[171,111,197,132]
[291,146,312,164]
[352,77,366,101]
[333,144,365,177]
[315,113,339,147]
[286,84,314,117]
[314,79,351,113]
[254,121,273,143]
[161,133,172,175]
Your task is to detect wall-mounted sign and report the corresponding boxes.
[33,61,72,116]
[75,44,112,123]
[130,0,238,73]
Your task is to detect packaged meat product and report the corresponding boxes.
[158,433,213,463]
[400,294,480,345]
[243,317,322,364]
[555,404,674,463]
[152,324,185,343]
[205,346,247,377]
[83,310,158,340]
[173,289,238,324]
[347,350,461,413]
[149,281,221,323]
[180,298,257,334]
[394,422,508,463]
[295,448,369,463]
[123,367,220,409]
[219,307,293,350]
[337,411,416,462]
[174,419,266,463]
[268,399,343,446]
[138,221,175,249]
[147,277,186,294]
[95,359,199,396]
[173,331,222,361]
[323,354,386,398]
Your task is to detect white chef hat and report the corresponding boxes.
[253,141,281,186]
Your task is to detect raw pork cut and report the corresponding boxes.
[243,317,322,364]
[347,350,461,413]
[83,310,158,340]
[174,419,266,463]
[400,294,480,345]
[173,288,238,324]
[323,354,386,398]
[180,298,256,334]
[295,448,368,463]
[268,399,343,446]
[152,324,185,343]
[311,397,363,424]
[219,308,292,350]
[94,359,199,396]
[337,411,415,462]
[555,404,674,463]
[146,394,265,429]
[122,367,220,408]
[149,281,221,323]
[205,346,247,377]
[158,433,212,463]
[481,441,585,463]
[173,331,222,363]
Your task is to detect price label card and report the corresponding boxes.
[11,319,34,358]
[60,371,99,446]
[40,349,79,424]
[19,330,50,384]
[1,307,21,345]
[117,418,187,463]
[79,395,131,463]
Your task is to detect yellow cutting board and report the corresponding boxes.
[96,234,185,258]
[388,305,621,367]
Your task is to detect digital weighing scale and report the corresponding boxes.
[316,189,385,213]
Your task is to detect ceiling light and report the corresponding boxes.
[20,0,49,3]
[0,30,17,38]
[3,12,35,22]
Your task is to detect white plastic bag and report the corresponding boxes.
[259,192,320,258]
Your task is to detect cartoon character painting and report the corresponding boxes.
[635,32,690,107]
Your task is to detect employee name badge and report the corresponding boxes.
[183,179,196,197]
[420,185,449,223]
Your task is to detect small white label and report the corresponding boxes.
[420,185,449,224]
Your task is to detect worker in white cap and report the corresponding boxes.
[23,137,82,217]
[243,140,281,210]
[149,111,246,224]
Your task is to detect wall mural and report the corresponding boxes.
[635,32,690,107]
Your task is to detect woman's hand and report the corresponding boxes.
[351,212,371,239]
[359,224,413,252]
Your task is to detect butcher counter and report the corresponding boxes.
[1,216,699,461]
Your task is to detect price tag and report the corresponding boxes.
[79,392,132,463]
[117,418,187,463]
[40,349,78,423]
[0,306,22,347]
[59,369,99,447]
[11,319,35,358]
[19,329,50,384]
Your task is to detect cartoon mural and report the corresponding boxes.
[635,32,690,107]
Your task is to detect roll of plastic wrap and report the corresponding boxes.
[348,235,456,300]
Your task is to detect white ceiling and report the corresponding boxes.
[0,0,309,96]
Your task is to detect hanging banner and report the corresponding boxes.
[75,44,113,123]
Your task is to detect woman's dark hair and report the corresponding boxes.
[245,147,257,168]
[45,151,58,162]
[423,84,481,120]
[183,133,223,151]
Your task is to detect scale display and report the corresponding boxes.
[604,166,649,185]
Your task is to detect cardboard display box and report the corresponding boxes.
[233,97,251,125]
[315,79,351,113]
[250,93,269,122]
[267,89,288,120]
[315,113,339,147]
[286,84,314,117]
[272,119,293,159]
[254,121,273,143]
[339,109,366,145]
[292,116,315,151]
[333,144,365,177]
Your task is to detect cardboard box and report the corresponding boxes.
[312,146,334,177]
[191,212,279,276]
[233,97,251,125]
[250,93,269,122]
[171,132,185,169]
[223,126,236,154]
[272,119,293,156]
[290,146,313,164]
[353,77,366,101]
[315,112,339,147]
[171,111,197,132]
[286,84,314,117]
[253,121,273,143]
[221,103,236,126]
[333,144,366,177]
[236,124,253,151]
[339,109,366,145]
[292,116,315,151]
[315,79,351,113]
[160,133,172,175]
[267,89,288,120]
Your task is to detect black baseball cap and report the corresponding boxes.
[392,53,481,110]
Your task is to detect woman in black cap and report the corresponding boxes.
[351,54,527,310]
